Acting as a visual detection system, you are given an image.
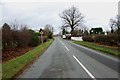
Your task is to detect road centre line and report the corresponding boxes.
[60,41,69,51]
[65,46,69,51]
[59,39,69,51]
[73,55,96,80]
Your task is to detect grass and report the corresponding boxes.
[2,39,53,79]
[73,41,120,56]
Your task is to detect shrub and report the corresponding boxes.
[29,35,39,47]
[93,35,106,43]
[94,34,119,45]
[17,27,32,47]
[43,36,48,42]
[47,31,53,39]
[2,23,39,50]
[2,23,12,50]
[82,36,94,42]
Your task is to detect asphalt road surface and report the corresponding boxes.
[17,37,119,79]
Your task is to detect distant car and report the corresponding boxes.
[62,35,66,39]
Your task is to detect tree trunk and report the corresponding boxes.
[71,29,74,37]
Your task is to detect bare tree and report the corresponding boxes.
[44,24,54,39]
[60,6,84,36]
[110,15,120,33]
[110,19,116,33]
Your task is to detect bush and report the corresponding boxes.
[47,32,53,39]
[82,36,94,42]
[43,36,48,42]
[17,27,32,47]
[29,35,39,47]
[82,34,119,46]
[94,34,119,45]
[93,35,106,43]
[2,23,12,50]
[2,23,39,50]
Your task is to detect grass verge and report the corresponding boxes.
[2,39,53,79]
[73,41,120,56]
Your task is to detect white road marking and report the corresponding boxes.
[73,55,96,80]
[65,46,69,51]
[59,40,69,51]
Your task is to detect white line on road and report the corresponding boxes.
[65,46,69,51]
[59,40,69,51]
[73,55,96,80]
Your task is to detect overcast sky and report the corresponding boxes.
[0,0,118,34]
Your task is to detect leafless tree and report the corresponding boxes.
[44,24,54,39]
[44,24,54,33]
[2,23,12,50]
[110,15,120,32]
[60,6,84,36]
[2,22,35,50]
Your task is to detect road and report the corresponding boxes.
[17,37,119,79]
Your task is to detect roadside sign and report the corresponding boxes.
[40,31,43,35]
[39,28,44,44]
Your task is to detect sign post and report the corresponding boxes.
[39,28,43,44]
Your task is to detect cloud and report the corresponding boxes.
[1,2,118,34]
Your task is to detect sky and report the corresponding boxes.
[0,0,118,34]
